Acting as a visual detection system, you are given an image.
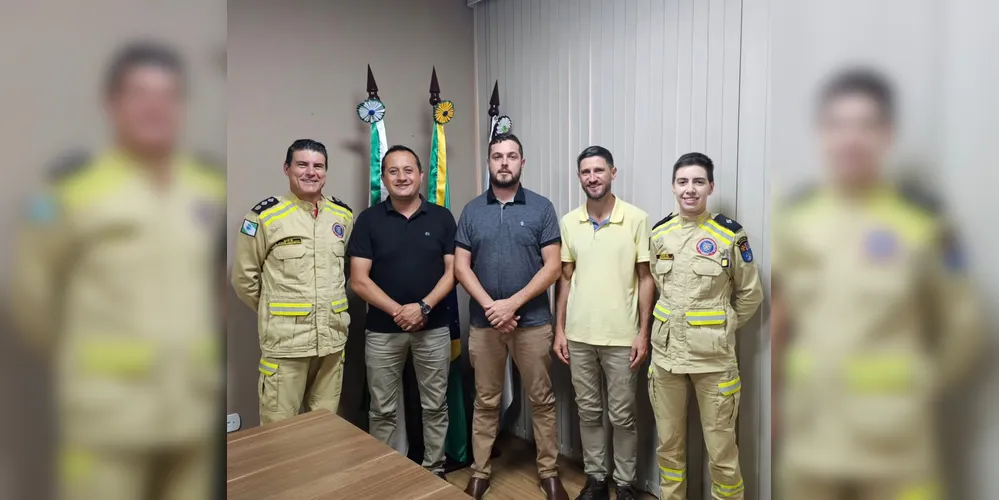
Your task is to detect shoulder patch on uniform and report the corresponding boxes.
[713,214,743,233]
[329,196,352,214]
[652,213,677,231]
[251,196,279,215]
[46,150,91,182]
[898,181,942,215]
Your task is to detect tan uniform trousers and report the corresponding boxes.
[258,351,344,425]
[365,326,451,473]
[568,341,638,486]
[650,363,744,500]
[60,443,214,500]
[469,324,559,480]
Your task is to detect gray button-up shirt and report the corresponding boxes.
[455,185,561,329]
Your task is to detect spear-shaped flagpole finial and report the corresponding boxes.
[488,80,500,117]
[429,66,441,106]
[366,64,380,100]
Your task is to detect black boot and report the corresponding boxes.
[616,484,636,500]
[575,476,609,500]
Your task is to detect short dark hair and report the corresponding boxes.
[672,152,714,183]
[817,67,896,125]
[576,146,614,170]
[382,145,423,172]
[488,133,524,157]
[104,41,186,97]
[284,139,328,167]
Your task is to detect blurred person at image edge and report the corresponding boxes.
[771,68,985,499]
[10,42,225,500]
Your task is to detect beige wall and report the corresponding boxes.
[226,0,477,427]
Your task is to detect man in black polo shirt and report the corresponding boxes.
[347,145,458,478]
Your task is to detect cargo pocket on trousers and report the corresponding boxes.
[685,310,729,358]
[716,373,742,430]
[258,358,280,414]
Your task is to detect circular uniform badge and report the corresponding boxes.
[865,228,897,260]
[332,222,345,238]
[696,238,717,256]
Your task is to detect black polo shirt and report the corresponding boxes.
[346,196,457,333]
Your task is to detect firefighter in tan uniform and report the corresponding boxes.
[648,152,763,500]
[10,43,224,500]
[772,70,983,500]
[231,139,354,425]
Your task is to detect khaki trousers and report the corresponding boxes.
[568,341,638,486]
[59,443,213,500]
[650,363,744,500]
[365,326,451,472]
[258,351,344,425]
[469,324,559,480]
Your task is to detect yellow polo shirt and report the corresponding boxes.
[560,196,650,346]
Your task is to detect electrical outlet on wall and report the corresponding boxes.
[226,413,241,433]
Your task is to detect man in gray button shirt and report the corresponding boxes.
[455,133,568,500]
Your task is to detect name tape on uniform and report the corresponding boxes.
[275,237,302,247]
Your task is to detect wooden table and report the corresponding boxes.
[227,409,469,500]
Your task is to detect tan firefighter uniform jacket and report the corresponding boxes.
[11,149,225,448]
[649,212,763,374]
[231,191,353,358]
[773,184,983,478]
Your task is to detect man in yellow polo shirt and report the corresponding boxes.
[554,146,655,500]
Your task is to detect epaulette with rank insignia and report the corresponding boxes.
[713,213,743,233]
[251,196,279,215]
[329,196,352,214]
[45,150,91,182]
[651,213,677,232]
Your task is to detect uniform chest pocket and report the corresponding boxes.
[692,258,726,299]
[271,244,307,279]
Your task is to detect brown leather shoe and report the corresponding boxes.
[463,477,490,499]
[539,476,570,500]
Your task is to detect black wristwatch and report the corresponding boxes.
[418,300,432,316]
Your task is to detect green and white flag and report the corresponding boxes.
[358,65,388,207]
[357,100,388,206]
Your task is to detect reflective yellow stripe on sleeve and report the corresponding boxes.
[659,465,685,482]
[713,479,745,497]
[685,310,727,326]
[258,359,278,376]
[260,201,297,227]
[702,219,735,246]
[719,376,742,396]
[324,204,353,221]
[331,298,349,313]
[652,219,681,240]
[653,304,671,323]
[268,303,313,316]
